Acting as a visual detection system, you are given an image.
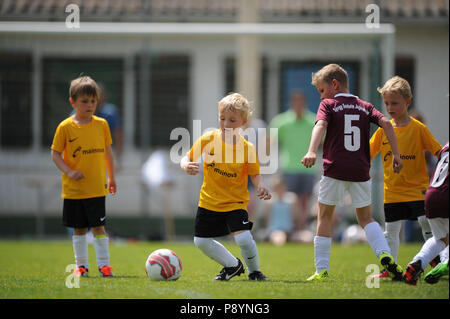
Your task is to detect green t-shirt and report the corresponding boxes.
[269,109,317,174]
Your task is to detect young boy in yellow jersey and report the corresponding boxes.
[51,76,116,278]
[370,76,443,279]
[180,93,272,281]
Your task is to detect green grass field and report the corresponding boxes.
[0,240,448,299]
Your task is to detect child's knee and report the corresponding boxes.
[417,215,430,229]
[234,230,255,248]
[73,228,88,235]
[194,236,211,250]
[91,226,106,236]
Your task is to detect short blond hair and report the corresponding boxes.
[312,63,349,89]
[218,92,253,120]
[69,76,100,101]
[377,76,413,100]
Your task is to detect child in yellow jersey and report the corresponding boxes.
[180,93,272,281]
[51,76,116,278]
[370,76,443,278]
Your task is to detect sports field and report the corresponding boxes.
[0,240,447,300]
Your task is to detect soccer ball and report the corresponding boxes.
[145,248,182,281]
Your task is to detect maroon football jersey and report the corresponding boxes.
[425,142,449,219]
[316,93,385,182]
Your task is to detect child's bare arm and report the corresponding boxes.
[378,116,403,173]
[180,155,200,175]
[105,145,116,194]
[250,174,272,200]
[51,149,84,180]
[302,120,328,168]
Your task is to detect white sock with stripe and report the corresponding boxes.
[234,231,260,273]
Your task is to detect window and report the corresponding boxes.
[135,54,190,148]
[224,56,268,122]
[42,58,123,147]
[395,57,415,109]
[0,53,32,148]
[280,61,360,114]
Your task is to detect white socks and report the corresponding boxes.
[73,234,89,268]
[93,235,110,269]
[194,237,238,268]
[234,231,260,273]
[313,223,390,273]
[72,233,110,269]
[314,236,332,273]
[194,231,261,273]
[364,221,391,259]
[413,236,447,270]
[384,221,402,261]
[417,215,433,241]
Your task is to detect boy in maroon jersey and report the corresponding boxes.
[403,142,449,285]
[301,64,404,281]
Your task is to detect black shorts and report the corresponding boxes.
[63,196,106,228]
[194,207,253,238]
[384,200,425,223]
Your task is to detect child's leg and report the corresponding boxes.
[234,230,259,273]
[417,215,450,262]
[91,226,110,268]
[356,206,391,259]
[73,227,89,268]
[415,217,449,268]
[384,221,402,261]
[441,245,449,262]
[313,203,335,273]
[412,235,448,270]
[194,237,238,267]
[417,215,433,241]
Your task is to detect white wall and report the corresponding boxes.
[0,25,448,217]
[396,26,449,144]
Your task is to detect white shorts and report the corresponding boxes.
[318,176,371,208]
[428,217,449,239]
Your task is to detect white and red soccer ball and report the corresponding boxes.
[145,248,182,281]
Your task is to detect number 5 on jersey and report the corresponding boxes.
[344,114,360,151]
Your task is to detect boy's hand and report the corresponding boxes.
[257,187,272,200]
[301,151,317,168]
[108,178,117,195]
[182,162,200,175]
[67,169,84,181]
[392,154,403,173]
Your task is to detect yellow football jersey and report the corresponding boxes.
[188,129,260,212]
[51,115,112,199]
[370,117,441,203]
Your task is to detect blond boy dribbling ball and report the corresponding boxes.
[301,64,405,281]
[180,92,271,281]
[51,76,116,278]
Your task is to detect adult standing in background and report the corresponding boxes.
[269,91,317,232]
[96,83,123,171]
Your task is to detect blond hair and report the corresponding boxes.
[69,76,100,101]
[218,92,253,120]
[312,63,349,89]
[377,76,413,100]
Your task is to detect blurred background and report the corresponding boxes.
[0,0,448,242]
